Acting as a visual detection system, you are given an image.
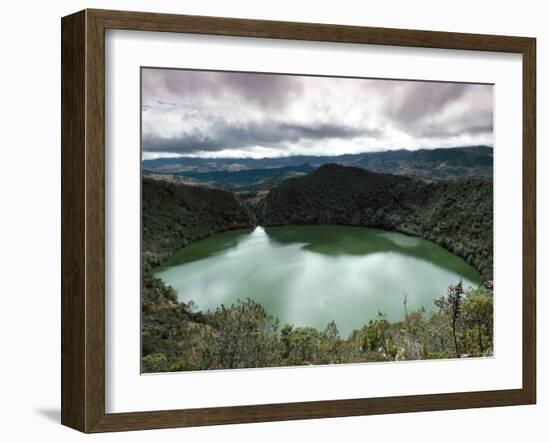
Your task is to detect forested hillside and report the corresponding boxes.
[142,178,255,270]
[258,164,493,281]
[355,145,493,180]
[142,166,493,372]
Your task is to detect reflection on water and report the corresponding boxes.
[153,226,481,337]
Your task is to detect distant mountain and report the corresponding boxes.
[355,145,493,180]
[142,145,493,183]
[164,163,314,190]
[258,164,493,281]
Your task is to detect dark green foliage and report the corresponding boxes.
[320,320,343,364]
[141,273,212,371]
[142,178,255,270]
[280,325,321,366]
[356,145,493,180]
[460,288,493,356]
[140,164,494,373]
[258,164,493,281]
[202,299,281,369]
[141,283,493,372]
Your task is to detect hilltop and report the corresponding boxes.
[142,165,493,280]
[142,178,255,269]
[258,164,493,281]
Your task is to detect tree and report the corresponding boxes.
[461,288,493,355]
[280,325,321,366]
[435,280,464,358]
[280,324,294,360]
[320,320,343,364]
[358,313,397,361]
[403,292,413,337]
[205,299,280,369]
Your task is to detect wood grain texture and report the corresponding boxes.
[60,8,537,433]
[61,10,86,432]
[89,8,532,52]
[522,38,537,403]
[84,9,107,432]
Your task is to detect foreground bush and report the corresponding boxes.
[142,278,493,372]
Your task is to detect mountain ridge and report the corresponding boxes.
[142,145,493,182]
[143,163,314,190]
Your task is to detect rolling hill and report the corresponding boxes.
[258,164,493,281]
[142,178,255,269]
[142,145,493,184]
[143,163,314,190]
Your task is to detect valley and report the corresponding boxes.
[142,145,493,189]
[141,153,494,372]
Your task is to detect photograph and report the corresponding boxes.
[1,0,542,438]
[140,68,494,373]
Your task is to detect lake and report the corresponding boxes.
[153,225,481,337]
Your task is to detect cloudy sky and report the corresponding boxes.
[141,68,493,160]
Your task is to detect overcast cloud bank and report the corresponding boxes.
[142,68,493,159]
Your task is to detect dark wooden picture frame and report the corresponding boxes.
[61,9,536,433]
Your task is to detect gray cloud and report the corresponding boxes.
[387,83,469,126]
[156,100,176,107]
[142,68,493,157]
[143,69,303,111]
[143,119,377,153]
[419,114,494,139]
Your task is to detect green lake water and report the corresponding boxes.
[153,225,481,337]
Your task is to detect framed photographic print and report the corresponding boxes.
[61,9,536,433]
